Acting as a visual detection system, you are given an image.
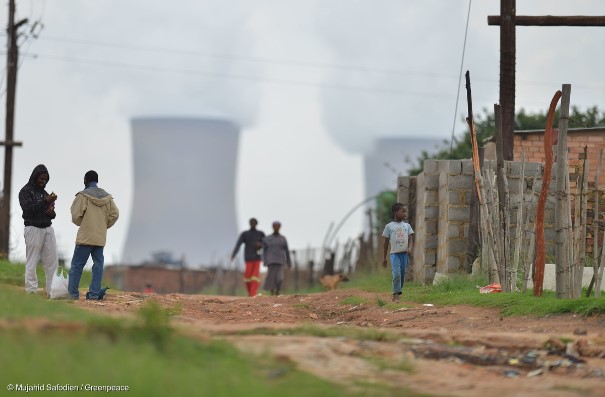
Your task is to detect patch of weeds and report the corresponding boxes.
[135,300,180,350]
[366,356,415,373]
[340,296,367,306]
[375,297,387,307]
[559,337,574,344]
[551,385,590,394]
[293,303,312,311]
[89,299,179,351]
[236,324,402,343]
[384,303,412,311]
[351,380,426,397]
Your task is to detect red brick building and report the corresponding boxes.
[513,127,605,186]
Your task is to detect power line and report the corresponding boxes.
[450,0,472,156]
[35,34,460,80]
[16,51,461,99]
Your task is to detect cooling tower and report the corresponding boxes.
[363,137,442,198]
[122,117,239,267]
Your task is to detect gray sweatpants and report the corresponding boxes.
[24,226,58,294]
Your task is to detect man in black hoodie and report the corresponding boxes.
[18,164,59,295]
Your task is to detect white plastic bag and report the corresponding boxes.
[49,268,69,299]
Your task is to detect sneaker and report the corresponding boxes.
[392,294,400,302]
[86,287,109,301]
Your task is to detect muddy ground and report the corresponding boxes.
[73,289,605,397]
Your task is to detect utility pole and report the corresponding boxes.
[488,3,605,161]
[0,0,26,259]
[498,0,515,162]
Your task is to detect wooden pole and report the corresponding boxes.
[512,149,526,291]
[494,103,510,290]
[587,149,603,297]
[499,0,515,161]
[579,153,588,297]
[522,171,538,293]
[0,0,25,259]
[555,84,572,299]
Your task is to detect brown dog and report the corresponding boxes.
[320,273,350,291]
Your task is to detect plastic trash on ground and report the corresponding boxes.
[479,283,502,294]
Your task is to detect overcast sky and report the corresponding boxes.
[2,0,604,266]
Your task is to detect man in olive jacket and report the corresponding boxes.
[68,170,119,300]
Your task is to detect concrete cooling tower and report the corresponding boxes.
[363,137,442,198]
[122,117,239,267]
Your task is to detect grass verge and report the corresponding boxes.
[348,271,605,317]
[0,284,406,397]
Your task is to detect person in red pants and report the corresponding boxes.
[231,218,265,297]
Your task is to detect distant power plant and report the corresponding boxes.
[122,117,239,267]
[363,137,442,199]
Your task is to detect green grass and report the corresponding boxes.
[292,303,313,311]
[235,324,408,343]
[344,270,605,317]
[339,296,368,306]
[1,328,375,397]
[0,284,404,397]
[0,259,93,290]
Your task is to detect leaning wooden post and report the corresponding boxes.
[512,149,526,291]
[575,148,588,297]
[534,90,562,296]
[494,103,510,291]
[522,171,538,293]
[587,149,604,297]
[555,84,572,299]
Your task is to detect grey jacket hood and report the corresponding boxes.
[77,187,113,207]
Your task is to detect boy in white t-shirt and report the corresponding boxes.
[382,202,414,302]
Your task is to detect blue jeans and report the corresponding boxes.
[390,252,409,295]
[68,245,104,299]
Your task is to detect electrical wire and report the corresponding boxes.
[15,51,460,99]
[449,0,472,156]
[37,34,458,80]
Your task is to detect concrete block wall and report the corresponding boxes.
[408,160,440,283]
[406,158,562,284]
[436,160,474,275]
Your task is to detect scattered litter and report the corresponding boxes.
[527,368,543,377]
[396,307,411,312]
[508,358,519,366]
[336,321,346,325]
[479,283,502,293]
[272,304,282,308]
[503,370,519,378]
[521,352,538,365]
[423,304,434,307]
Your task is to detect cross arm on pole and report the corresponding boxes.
[0,141,23,147]
[488,15,605,26]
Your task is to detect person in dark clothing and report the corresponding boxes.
[231,218,265,297]
[262,221,291,296]
[18,164,59,295]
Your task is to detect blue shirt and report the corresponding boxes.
[382,221,414,253]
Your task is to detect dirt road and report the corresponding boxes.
[76,289,605,397]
